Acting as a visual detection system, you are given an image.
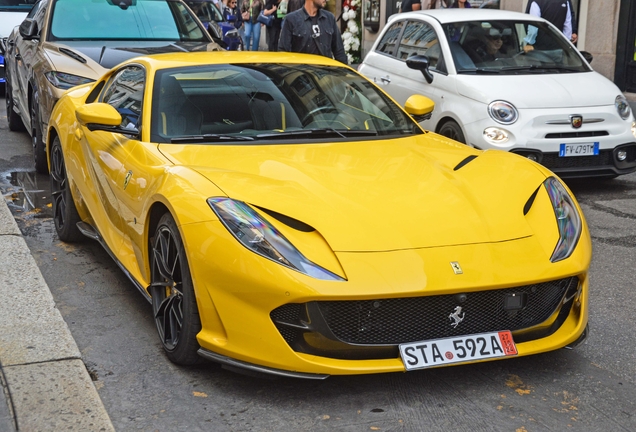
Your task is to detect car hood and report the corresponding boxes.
[158,135,550,252]
[43,41,222,79]
[456,71,621,109]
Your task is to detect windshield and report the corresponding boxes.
[184,0,223,24]
[151,63,422,144]
[0,0,35,12]
[443,20,590,74]
[49,0,208,42]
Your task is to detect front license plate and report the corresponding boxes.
[399,331,518,371]
[559,142,599,157]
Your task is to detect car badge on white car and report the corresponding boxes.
[570,115,583,129]
[449,306,465,328]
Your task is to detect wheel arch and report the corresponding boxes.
[47,126,59,159]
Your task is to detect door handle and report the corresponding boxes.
[380,75,391,84]
[8,39,14,46]
[14,53,21,61]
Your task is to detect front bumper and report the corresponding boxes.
[181,218,591,377]
[464,105,636,178]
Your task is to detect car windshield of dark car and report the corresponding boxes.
[150,63,422,144]
[48,0,208,42]
[0,0,36,12]
[443,20,590,75]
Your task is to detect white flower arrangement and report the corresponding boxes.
[341,0,361,63]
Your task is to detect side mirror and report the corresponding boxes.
[19,18,39,40]
[76,103,139,136]
[404,95,435,122]
[406,55,434,84]
[580,50,593,64]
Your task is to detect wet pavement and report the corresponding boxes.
[0,170,53,220]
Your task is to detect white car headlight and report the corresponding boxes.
[615,95,632,120]
[44,71,95,90]
[208,198,343,281]
[488,100,518,125]
[544,177,582,262]
[483,127,509,145]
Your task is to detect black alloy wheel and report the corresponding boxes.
[31,89,48,174]
[50,137,84,242]
[150,213,203,365]
[438,120,467,144]
[5,80,26,132]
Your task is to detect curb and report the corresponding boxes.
[0,198,114,431]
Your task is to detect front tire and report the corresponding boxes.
[150,213,203,365]
[50,136,84,242]
[31,89,48,174]
[438,120,467,144]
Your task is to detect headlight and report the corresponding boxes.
[544,177,582,262]
[615,95,632,120]
[208,198,343,281]
[44,71,95,90]
[488,100,518,124]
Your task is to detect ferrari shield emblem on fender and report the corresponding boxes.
[124,170,133,190]
[570,115,583,129]
[450,261,463,274]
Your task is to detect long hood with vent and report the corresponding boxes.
[42,41,220,80]
[158,134,549,252]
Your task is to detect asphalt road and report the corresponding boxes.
[2,101,636,431]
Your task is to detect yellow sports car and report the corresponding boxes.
[47,52,591,379]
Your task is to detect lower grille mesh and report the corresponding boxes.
[271,277,577,347]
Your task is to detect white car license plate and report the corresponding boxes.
[399,331,517,371]
[559,142,599,157]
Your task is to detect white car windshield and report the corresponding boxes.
[49,0,208,42]
[151,64,422,144]
[442,20,590,74]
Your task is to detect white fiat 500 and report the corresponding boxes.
[359,9,636,179]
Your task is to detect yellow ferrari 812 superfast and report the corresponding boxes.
[47,52,591,379]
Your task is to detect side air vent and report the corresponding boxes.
[523,185,541,215]
[256,206,315,232]
[59,47,87,64]
[453,155,478,171]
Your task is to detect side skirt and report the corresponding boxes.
[76,221,151,303]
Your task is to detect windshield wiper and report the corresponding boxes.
[458,68,501,74]
[501,65,580,72]
[170,134,254,143]
[255,128,380,139]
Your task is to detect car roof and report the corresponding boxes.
[126,51,348,71]
[389,9,545,25]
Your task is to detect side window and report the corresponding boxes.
[397,21,443,71]
[100,66,145,130]
[375,21,405,57]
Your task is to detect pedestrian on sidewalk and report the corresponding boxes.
[278,0,347,64]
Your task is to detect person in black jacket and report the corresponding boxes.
[263,0,284,51]
[223,0,244,32]
[278,0,347,64]
[524,0,577,52]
